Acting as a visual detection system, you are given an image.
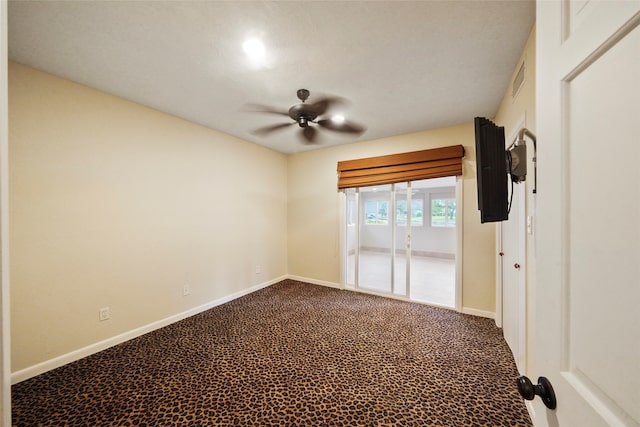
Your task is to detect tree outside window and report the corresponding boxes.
[431,198,456,227]
[365,200,388,225]
[396,199,423,226]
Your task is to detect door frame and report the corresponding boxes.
[454,176,463,312]
[1,1,11,423]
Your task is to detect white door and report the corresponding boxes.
[501,181,526,374]
[536,2,640,426]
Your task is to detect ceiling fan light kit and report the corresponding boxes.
[246,89,365,144]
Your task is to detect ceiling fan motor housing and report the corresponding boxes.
[289,104,318,127]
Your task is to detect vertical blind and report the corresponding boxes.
[337,145,465,189]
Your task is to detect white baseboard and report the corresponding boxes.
[461,307,495,319]
[286,274,342,289]
[11,275,287,385]
[12,276,495,384]
[289,276,496,321]
[293,277,497,321]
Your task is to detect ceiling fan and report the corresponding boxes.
[245,89,366,144]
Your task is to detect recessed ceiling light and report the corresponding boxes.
[242,38,265,61]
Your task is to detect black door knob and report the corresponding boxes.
[517,376,557,409]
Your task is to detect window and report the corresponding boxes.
[396,199,424,226]
[431,198,456,227]
[365,200,388,225]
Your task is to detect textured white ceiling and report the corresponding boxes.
[8,1,535,154]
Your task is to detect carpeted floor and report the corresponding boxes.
[12,280,532,426]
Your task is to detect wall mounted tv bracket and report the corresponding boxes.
[506,128,537,194]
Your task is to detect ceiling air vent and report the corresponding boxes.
[512,61,526,98]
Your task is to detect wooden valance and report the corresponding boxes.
[337,145,465,189]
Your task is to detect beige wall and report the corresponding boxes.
[287,124,497,314]
[493,25,536,375]
[9,62,288,372]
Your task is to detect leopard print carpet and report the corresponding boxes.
[12,280,532,426]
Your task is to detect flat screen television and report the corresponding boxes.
[474,117,508,223]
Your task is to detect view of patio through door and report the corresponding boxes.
[344,177,457,308]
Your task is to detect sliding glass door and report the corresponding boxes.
[358,184,393,294]
[409,180,456,307]
[393,183,409,297]
[343,177,457,308]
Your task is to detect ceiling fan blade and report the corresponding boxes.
[242,103,289,116]
[251,122,295,136]
[302,126,318,144]
[307,96,345,116]
[317,118,366,134]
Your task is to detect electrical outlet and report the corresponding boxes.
[99,307,110,321]
[183,284,191,296]
[255,265,261,275]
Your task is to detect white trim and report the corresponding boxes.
[404,183,411,299]
[286,275,341,289]
[294,273,495,320]
[461,307,495,319]
[390,184,397,294]
[454,176,463,312]
[346,283,490,316]
[516,180,527,373]
[11,275,287,384]
[337,191,346,287]
[495,218,503,328]
[343,285,416,304]
[0,1,11,423]
[354,189,360,289]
